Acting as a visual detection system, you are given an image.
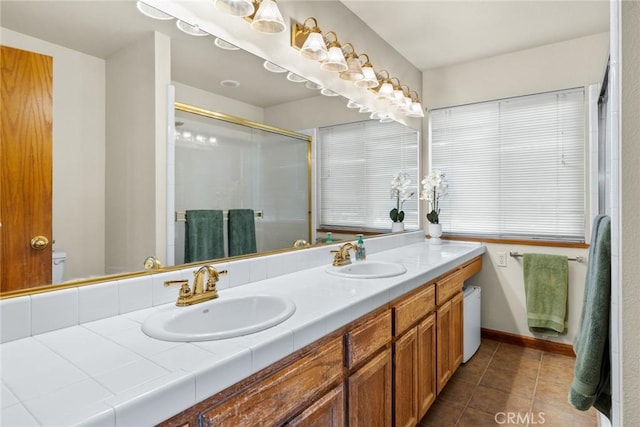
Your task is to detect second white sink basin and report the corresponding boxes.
[142,295,296,342]
[325,261,407,279]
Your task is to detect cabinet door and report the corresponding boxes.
[394,328,418,427]
[287,385,344,427]
[436,299,452,394]
[450,292,464,371]
[417,313,436,419]
[348,348,392,427]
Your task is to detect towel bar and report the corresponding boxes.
[175,210,264,222]
[509,251,585,263]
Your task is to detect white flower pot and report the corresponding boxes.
[428,223,443,244]
[391,222,405,233]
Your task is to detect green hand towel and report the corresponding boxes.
[184,210,225,263]
[523,253,569,336]
[569,215,611,419]
[228,209,257,257]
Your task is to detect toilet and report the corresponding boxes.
[52,250,67,284]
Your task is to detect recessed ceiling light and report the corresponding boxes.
[220,79,240,88]
[214,38,240,50]
[286,72,306,83]
[263,61,287,73]
[176,20,209,36]
[136,1,174,20]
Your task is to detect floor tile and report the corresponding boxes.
[437,376,477,406]
[457,406,525,427]
[467,384,533,416]
[479,365,537,399]
[419,399,465,427]
[538,359,576,386]
[532,398,598,426]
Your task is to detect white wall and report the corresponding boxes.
[1,28,106,282]
[423,33,610,345]
[620,1,640,424]
[105,31,171,274]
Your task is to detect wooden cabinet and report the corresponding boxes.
[199,337,343,426]
[392,284,436,427]
[286,385,344,427]
[348,348,393,427]
[436,291,464,394]
[345,309,393,427]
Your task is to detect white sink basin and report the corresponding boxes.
[325,261,407,279]
[142,295,296,342]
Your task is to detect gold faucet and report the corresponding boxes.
[164,265,228,306]
[331,242,357,266]
[143,255,163,270]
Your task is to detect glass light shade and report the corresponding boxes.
[305,81,322,90]
[339,57,364,81]
[176,20,208,36]
[377,82,394,99]
[320,46,348,72]
[347,100,362,109]
[320,88,339,96]
[370,112,382,120]
[263,61,287,73]
[136,1,174,20]
[251,0,286,34]
[354,66,379,88]
[286,72,306,83]
[392,89,405,105]
[300,32,328,61]
[214,38,240,50]
[407,101,425,118]
[380,114,395,123]
[214,0,255,17]
[359,106,373,113]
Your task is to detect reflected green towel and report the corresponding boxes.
[228,209,257,257]
[184,210,224,263]
[569,215,611,419]
[523,253,569,336]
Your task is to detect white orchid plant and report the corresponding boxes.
[390,171,415,223]
[421,169,448,224]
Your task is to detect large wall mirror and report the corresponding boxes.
[0,0,376,295]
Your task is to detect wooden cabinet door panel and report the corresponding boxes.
[450,292,464,371]
[393,284,435,336]
[286,384,344,427]
[200,338,343,426]
[436,299,452,394]
[345,310,392,369]
[417,313,436,419]
[348,348,392,427]
[394,328,418,427]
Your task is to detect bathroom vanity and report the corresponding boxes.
[0,232,485,426]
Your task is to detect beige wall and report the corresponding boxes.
[1,28,106,282]
[422,33,609,345]
[105,31,171,274]
[621,1,640,424]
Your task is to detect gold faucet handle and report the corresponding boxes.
[206,269,228,291]
[164,280,191,299]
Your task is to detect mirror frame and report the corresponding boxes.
[0,103,313,300]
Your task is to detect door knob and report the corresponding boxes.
[30,235,49,250]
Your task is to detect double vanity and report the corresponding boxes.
[0,232,485,426]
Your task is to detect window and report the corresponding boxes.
[430,88,585,241]
[319,120,419,230]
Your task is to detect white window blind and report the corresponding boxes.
[319,120,419,230]
[430,88,585,241]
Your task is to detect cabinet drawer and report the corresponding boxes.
[436,271,463,306]
[393,284,435,336]
[460,257,482,281]
[345,310,392,369]
[200,337,343,426]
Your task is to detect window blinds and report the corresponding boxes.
[319,120,419,230]
[430,88,585,241]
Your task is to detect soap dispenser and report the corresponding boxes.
[355,234,366,261]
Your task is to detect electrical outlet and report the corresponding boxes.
[496,252,507,267]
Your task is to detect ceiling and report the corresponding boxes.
[1,1,609,108]
[340,0,609,71]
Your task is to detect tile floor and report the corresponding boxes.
[419,339,599,427]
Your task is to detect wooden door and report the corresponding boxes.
[0,45,53,292]
[348,348,392,427]
[417,313,437,419]
[394,327,418,427]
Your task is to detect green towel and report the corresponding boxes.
[228,209,257,257]
[523,253,569,336]
[569,215,611,419]
[184,210,225,263]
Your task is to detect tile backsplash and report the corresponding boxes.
[0,231,424,344]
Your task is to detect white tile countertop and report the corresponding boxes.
[1,237,485,426]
